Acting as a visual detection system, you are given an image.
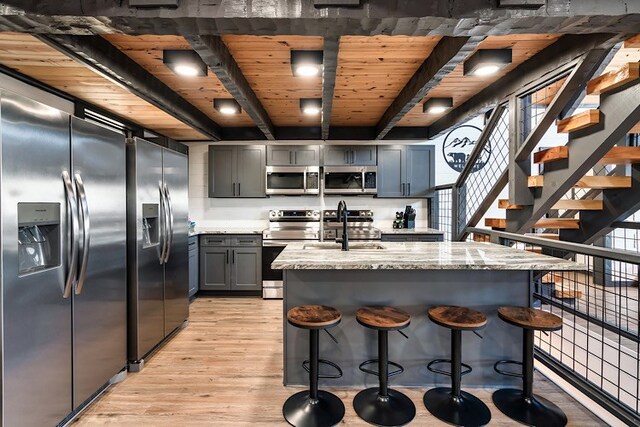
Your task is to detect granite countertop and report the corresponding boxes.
[189,228,265,236]
[271,241,585,271]
[378,226,444,235]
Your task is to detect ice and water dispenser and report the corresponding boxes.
[142,203,160,247]
[17,203,60,275]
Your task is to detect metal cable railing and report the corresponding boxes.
[468,228,640,426]
[430,184,453,241]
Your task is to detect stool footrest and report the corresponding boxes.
[494,359,524,378]
[427,359,472,377]
[359,359,404,378]
[303,358,343,379]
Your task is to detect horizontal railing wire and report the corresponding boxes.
[468,228,639,424]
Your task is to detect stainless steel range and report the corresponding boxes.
[322,209,381,241]
[262,209,321,299]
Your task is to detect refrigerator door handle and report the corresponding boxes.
[74,173,91,295]
[62,171,79,298]
[163,184,174,263]
[158,182,168,264]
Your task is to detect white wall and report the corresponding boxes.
[186,142,432,229]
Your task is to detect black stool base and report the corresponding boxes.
[283,390,345,427]
[353,387,416,426]
[492,388,567,427]
[423,387,491,427]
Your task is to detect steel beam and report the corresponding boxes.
[38,34,223,141]
[507,83,640,233]
[186,35,275,140]
[322,36,340,140]
[2,1,640,36]
[374,36,483,140]
[427,34,621,139]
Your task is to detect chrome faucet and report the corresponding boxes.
[336,200,349,251]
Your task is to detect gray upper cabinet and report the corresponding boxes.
[378,145,434,198]
[266,145,320,166]
[208,145,266,198]
[323,145,377,166]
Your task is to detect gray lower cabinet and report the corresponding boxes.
[267,145,320,166]
[377,145,435,198]
[323,145,376,166]
[381,233,444,242]
[188,236,198,297]
[199,234,262,292]
[208,145,266,198]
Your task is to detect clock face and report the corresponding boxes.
[442,125,490,173]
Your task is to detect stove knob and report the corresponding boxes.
[367,211,373,217]
[306,211,311,217]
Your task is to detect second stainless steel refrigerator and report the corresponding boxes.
[127,137,189,368]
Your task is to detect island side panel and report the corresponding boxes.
[284,269,529,388]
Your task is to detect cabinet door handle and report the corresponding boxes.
[233,182,236,197]
[351,151,355,164]
[225,249,229,264]
[294,152,297,165]
[344,150,348,164]
[407,183,411,196]
[290,151,293,165]
[238,182,241,196]
[232,250,235,264]
[402,183,406,196]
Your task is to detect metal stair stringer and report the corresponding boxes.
[506,82,640,234]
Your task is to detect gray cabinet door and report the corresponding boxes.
[292,146,320,166]
[405,145,434,197]
[352,146,377,165]
[208,146,235,197]
[231,247,262,291]
[236,145,266,197]
[377,145,404,197]
[200,247,230,290]
[323,146,350,165]
[266,145,293,165]
[188,237,198,297]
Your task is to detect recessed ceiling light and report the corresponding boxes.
[214,99,241,115]
[423,97,453,114]
[300,98,322,116]
[163,50,208,77]
[463,49,512,77]
[291,50,324,77]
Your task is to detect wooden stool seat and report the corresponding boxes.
[498,306,562,331]
[428,306,487,330]
[287,305,341,329]
[356,306,410,330]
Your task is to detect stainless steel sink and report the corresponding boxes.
[302,243,387,250]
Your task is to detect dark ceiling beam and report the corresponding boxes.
[427,33,624,138]
[187,35,275,140]
[37,34,223,141]
[1,1,640,36]
[321,36,340,140]
[374,36,483,140]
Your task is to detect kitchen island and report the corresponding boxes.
[272,241,583,388]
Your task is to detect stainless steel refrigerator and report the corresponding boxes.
[127,137,189,369]
[0,91,127,426]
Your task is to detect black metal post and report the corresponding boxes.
[522,328,534,400]
[451,329,462,399]
[309,329,319,401]
[378,330,389,397]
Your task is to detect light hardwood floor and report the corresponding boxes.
[74,297,605,426]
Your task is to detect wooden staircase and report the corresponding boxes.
[486,60,640,243]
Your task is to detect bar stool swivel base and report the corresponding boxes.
[492,389,567,427]
[283,390,345,427]
[424,388,491,427]
[353,387,416,427]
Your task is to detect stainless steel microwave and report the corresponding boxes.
[323,166,377,194]
[266,166,320,195]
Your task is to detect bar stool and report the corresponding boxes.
[353,306,416,427]
[424,306,492,427]
[493,306,567,427]
[283,305,345,427]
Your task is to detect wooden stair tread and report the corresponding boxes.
[534,146,569,164]
[472,234,490,242]
[599,146,640,165]
[631,121,640,134]
[551,199,604,210]
[526,233,560,240]
[484,218,580,230]
[554,290,583,299]
[586,62,640,95]
[534,218,580,229]
[526,247,543,254]
[498,199,524,210]
[542,273,564,283]
[528,175,632,189]
[556,109,600,133]
[624,35,640,48]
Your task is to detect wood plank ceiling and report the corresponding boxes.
[397,34,560,126]
[0,33,207,140]
[222,35,324,126]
